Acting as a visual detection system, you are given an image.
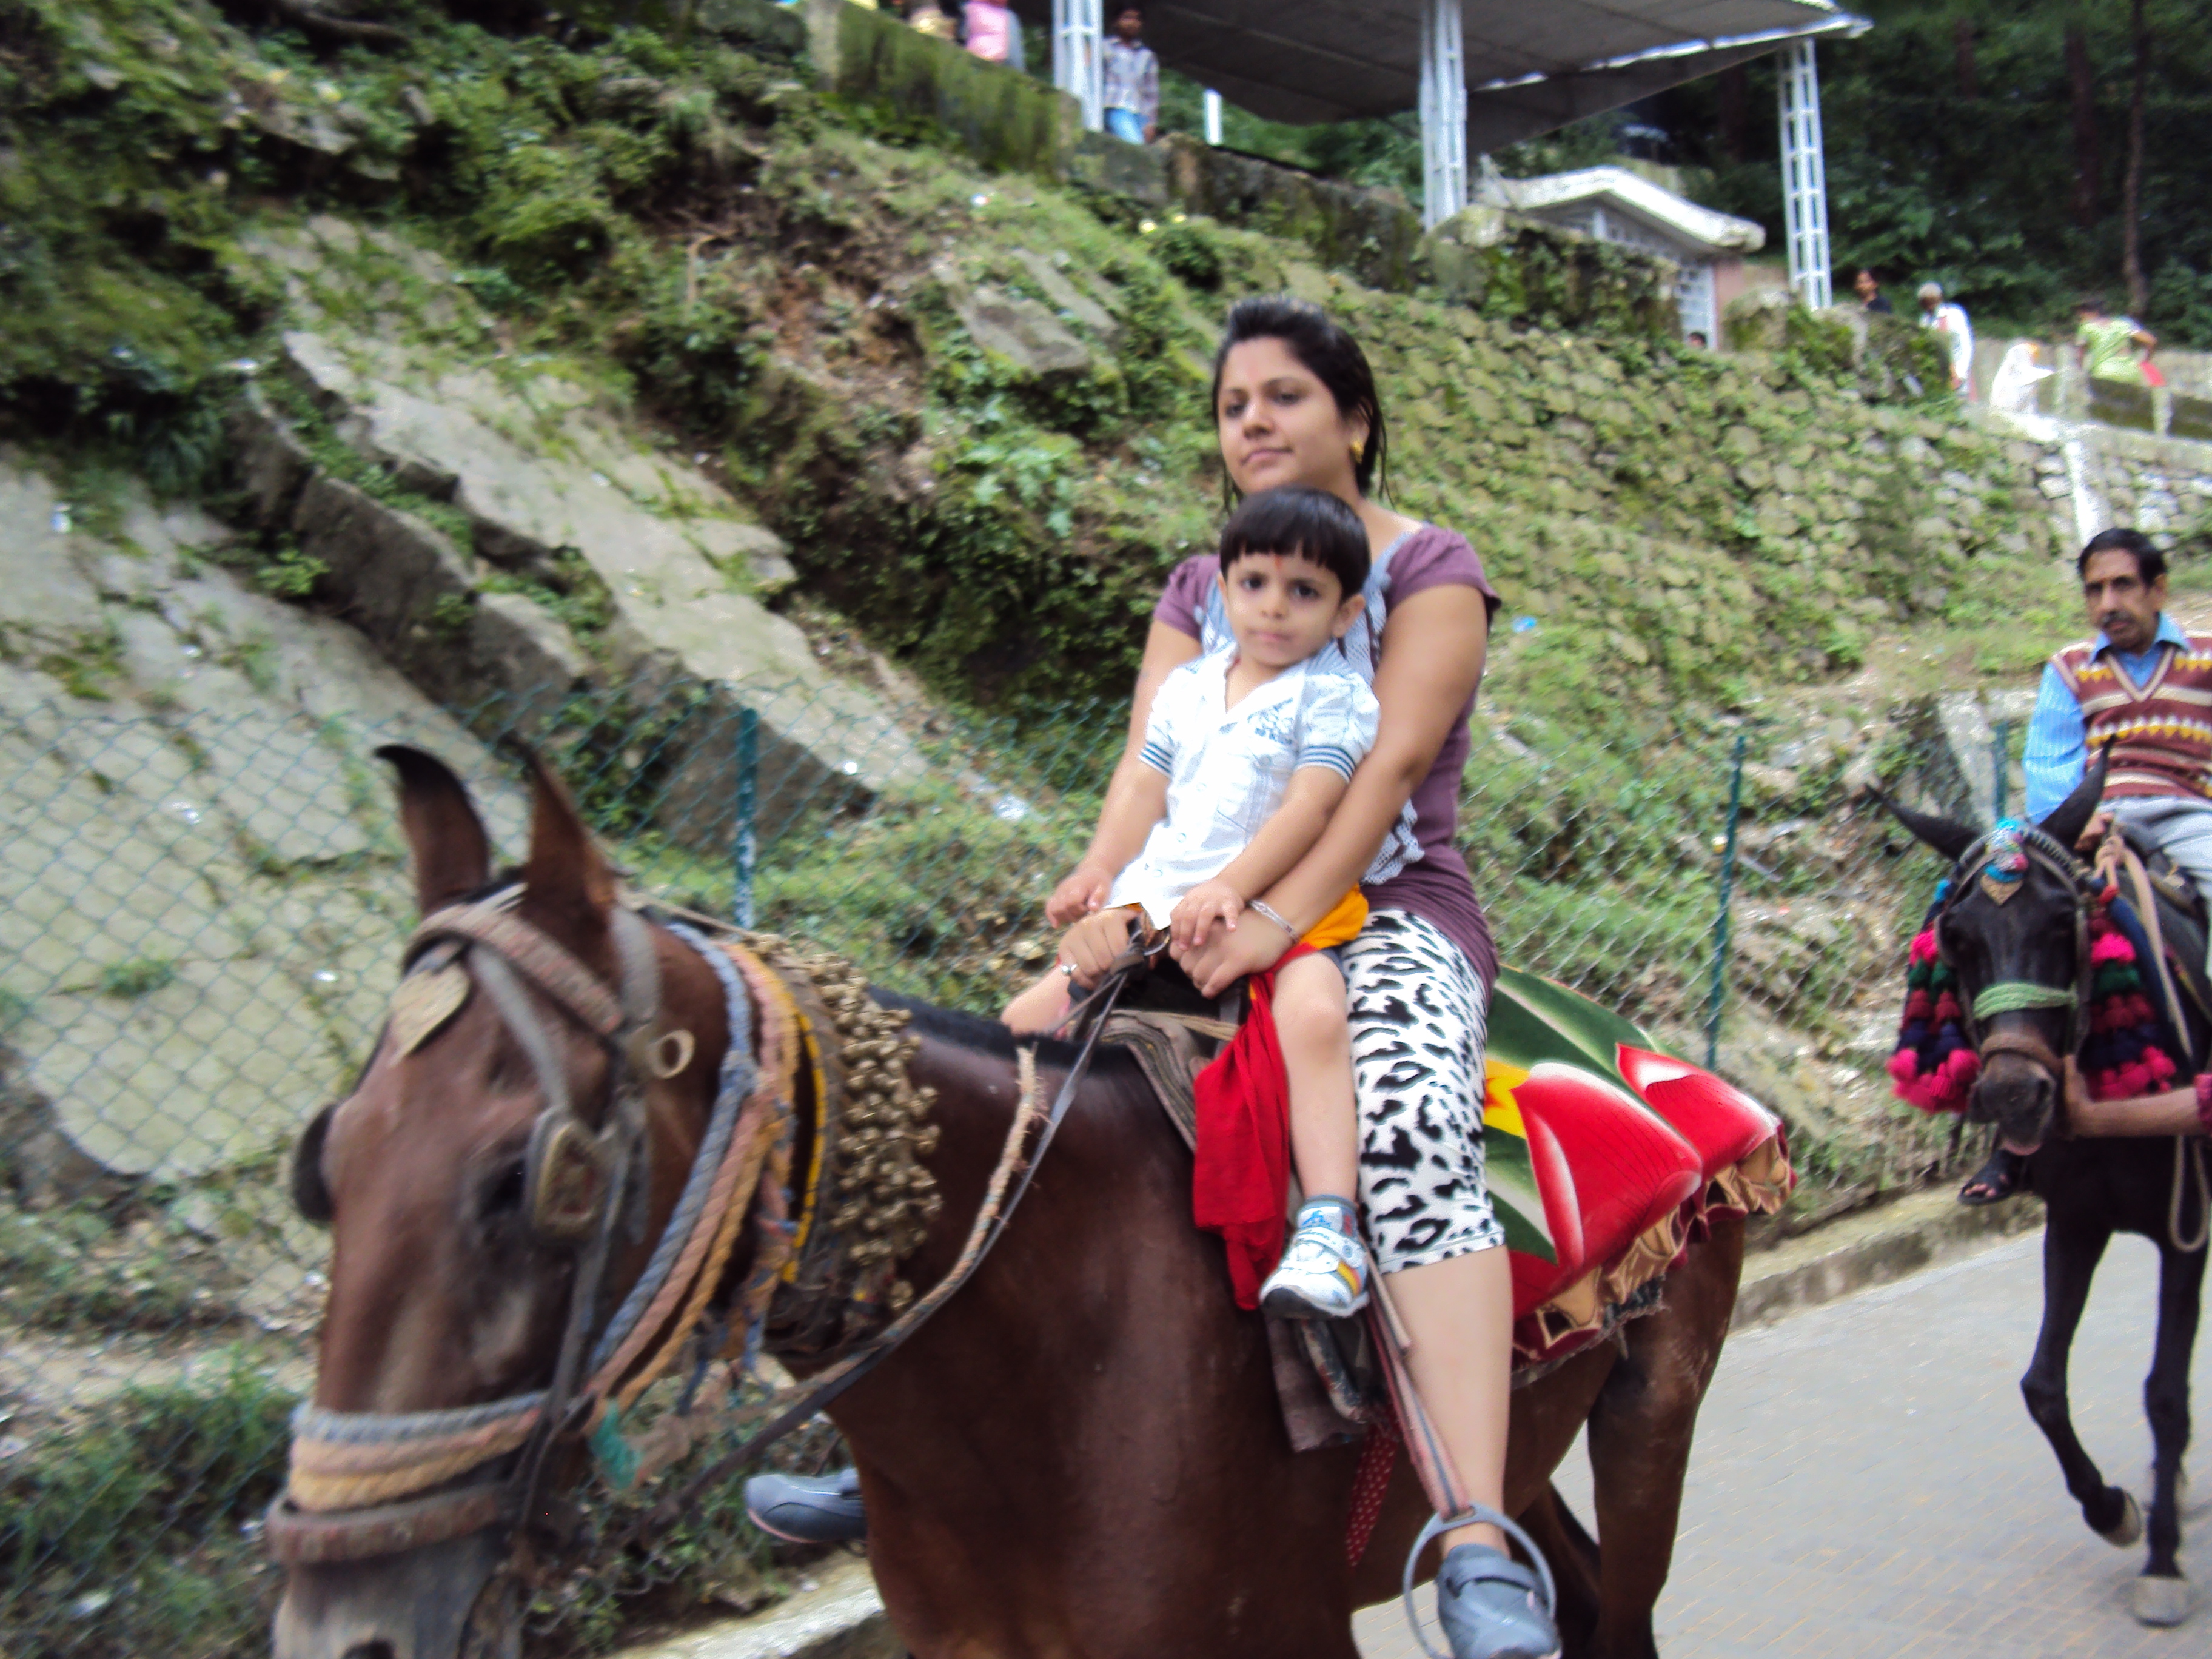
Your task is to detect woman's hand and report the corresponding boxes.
[1168,880,1244,951]
[1045,862,1116,928]
[1059,907,1138,987]
[1174,910,1290,999]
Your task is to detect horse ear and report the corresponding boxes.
[515,746,615,955]
[376,746,493,916]
[2037,745,2110,850]
[1871,789,1981,863]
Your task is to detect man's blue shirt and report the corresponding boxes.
[2022,614,2191,819]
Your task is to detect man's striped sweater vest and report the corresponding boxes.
[2051,630,2212,800]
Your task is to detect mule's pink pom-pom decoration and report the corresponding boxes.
[1909,930,1940,965]
[2090,931,2136,966]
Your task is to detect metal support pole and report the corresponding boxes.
[1777,39,1832,310]
[1418,0,1467,230]
[1203,88,1222,147]
[732,705,759,929]
[1705,732,1748,1070]
[1053,0,1103,132]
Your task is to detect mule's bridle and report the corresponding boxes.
[1933,820,2099,1079]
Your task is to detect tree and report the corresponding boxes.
[2122,0,2151,316]
[2067,21,2099,229]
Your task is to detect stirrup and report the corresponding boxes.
[1401,1506,1558,1659]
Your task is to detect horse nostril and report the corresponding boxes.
[342,1644,395,1659]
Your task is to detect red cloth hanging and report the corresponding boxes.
[1191,943,1314,1309]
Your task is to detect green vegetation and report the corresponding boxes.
[0,1360,291,1657]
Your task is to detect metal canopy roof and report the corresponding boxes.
[1023,2,1862,147]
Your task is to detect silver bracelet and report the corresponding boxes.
[1248,900,1298,940]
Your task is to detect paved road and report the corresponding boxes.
[1357,1232,2210,1658]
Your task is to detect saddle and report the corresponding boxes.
[1100,959,1796,1453]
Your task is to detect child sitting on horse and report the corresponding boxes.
[1005,485,1381,1320]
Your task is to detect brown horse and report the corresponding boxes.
[272,751,1749,1659]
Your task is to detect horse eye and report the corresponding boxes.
[480,1159,526,1222]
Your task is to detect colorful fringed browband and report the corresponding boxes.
[1888,894,2187,1113]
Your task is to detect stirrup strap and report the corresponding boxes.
[1401,1506,1558,1659]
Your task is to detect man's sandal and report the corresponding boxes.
[1959,1145,2027,1207]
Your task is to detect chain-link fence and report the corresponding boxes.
[0,664,1986,1655]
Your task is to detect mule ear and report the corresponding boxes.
[377,746,493,916]
[515,746,615,957]
[1871,789,1981,863]
[2037,743,2110,850]
[292,1102,335,1226]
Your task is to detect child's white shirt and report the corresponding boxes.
[1106,646,1381,930]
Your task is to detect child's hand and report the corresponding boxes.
[1059,907,1137,987]
[1170,881,1244,951]
[1045,862,1116,927]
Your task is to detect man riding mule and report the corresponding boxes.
[1960,526,2212,1207]
[1885,742,2210,1629]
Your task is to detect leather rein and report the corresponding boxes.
[269,891,1136,1570]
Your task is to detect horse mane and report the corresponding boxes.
[870,989,1144,1082]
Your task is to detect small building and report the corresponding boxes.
[1479,166,1766,345]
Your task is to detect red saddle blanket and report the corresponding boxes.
[1196,965,1793,1369]
[1478,970,1791,1364]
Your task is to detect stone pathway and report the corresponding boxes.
[1358,1231,2208,1657]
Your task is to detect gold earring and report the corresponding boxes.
[1350,438,1366,463]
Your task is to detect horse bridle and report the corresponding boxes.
[267,889,681,1566]
[1932,820,2098,1083]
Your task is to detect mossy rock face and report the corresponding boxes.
[1160,136,1421,292]
[1419,209,1677,338]
[826,0,1073,179]
[1724,288,1795,354]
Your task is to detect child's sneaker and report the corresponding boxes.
[1259,1196,1369,1319]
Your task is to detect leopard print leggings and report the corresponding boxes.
[1340,908,1503,1272]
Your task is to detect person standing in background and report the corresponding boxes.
[2075,294,2160,386]
[1101,5,1159,144]
[963,0,1025,72]
[1918,282,1974,397]
[1853,268,1894,315]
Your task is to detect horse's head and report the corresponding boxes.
[272,748,729,1659]
[1880,756,2108,1155]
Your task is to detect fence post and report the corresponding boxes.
[732,705,759,929]
[1991,720,2011,822]
[1704,731,1748,1070]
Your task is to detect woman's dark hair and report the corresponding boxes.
[1210,295,1388,502]
[2075,292,2108,316]
[2077,526,2165,585]
[1218,486,1370,598]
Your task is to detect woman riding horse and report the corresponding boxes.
[763,296,1555,1657]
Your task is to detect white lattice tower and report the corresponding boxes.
[1419,0,1467,229]
[1053,0,1104,132]
[1777,38,1832,310]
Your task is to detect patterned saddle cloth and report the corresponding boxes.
[1110,965,1794,1449]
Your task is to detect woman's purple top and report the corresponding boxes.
[1151,525,1500,991]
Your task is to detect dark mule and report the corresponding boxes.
[273,751,1751,1659]
[1884,760,2208,1627]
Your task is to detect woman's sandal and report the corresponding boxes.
[1404,1507,1562,1659]
[1959,1145,2026,1207]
